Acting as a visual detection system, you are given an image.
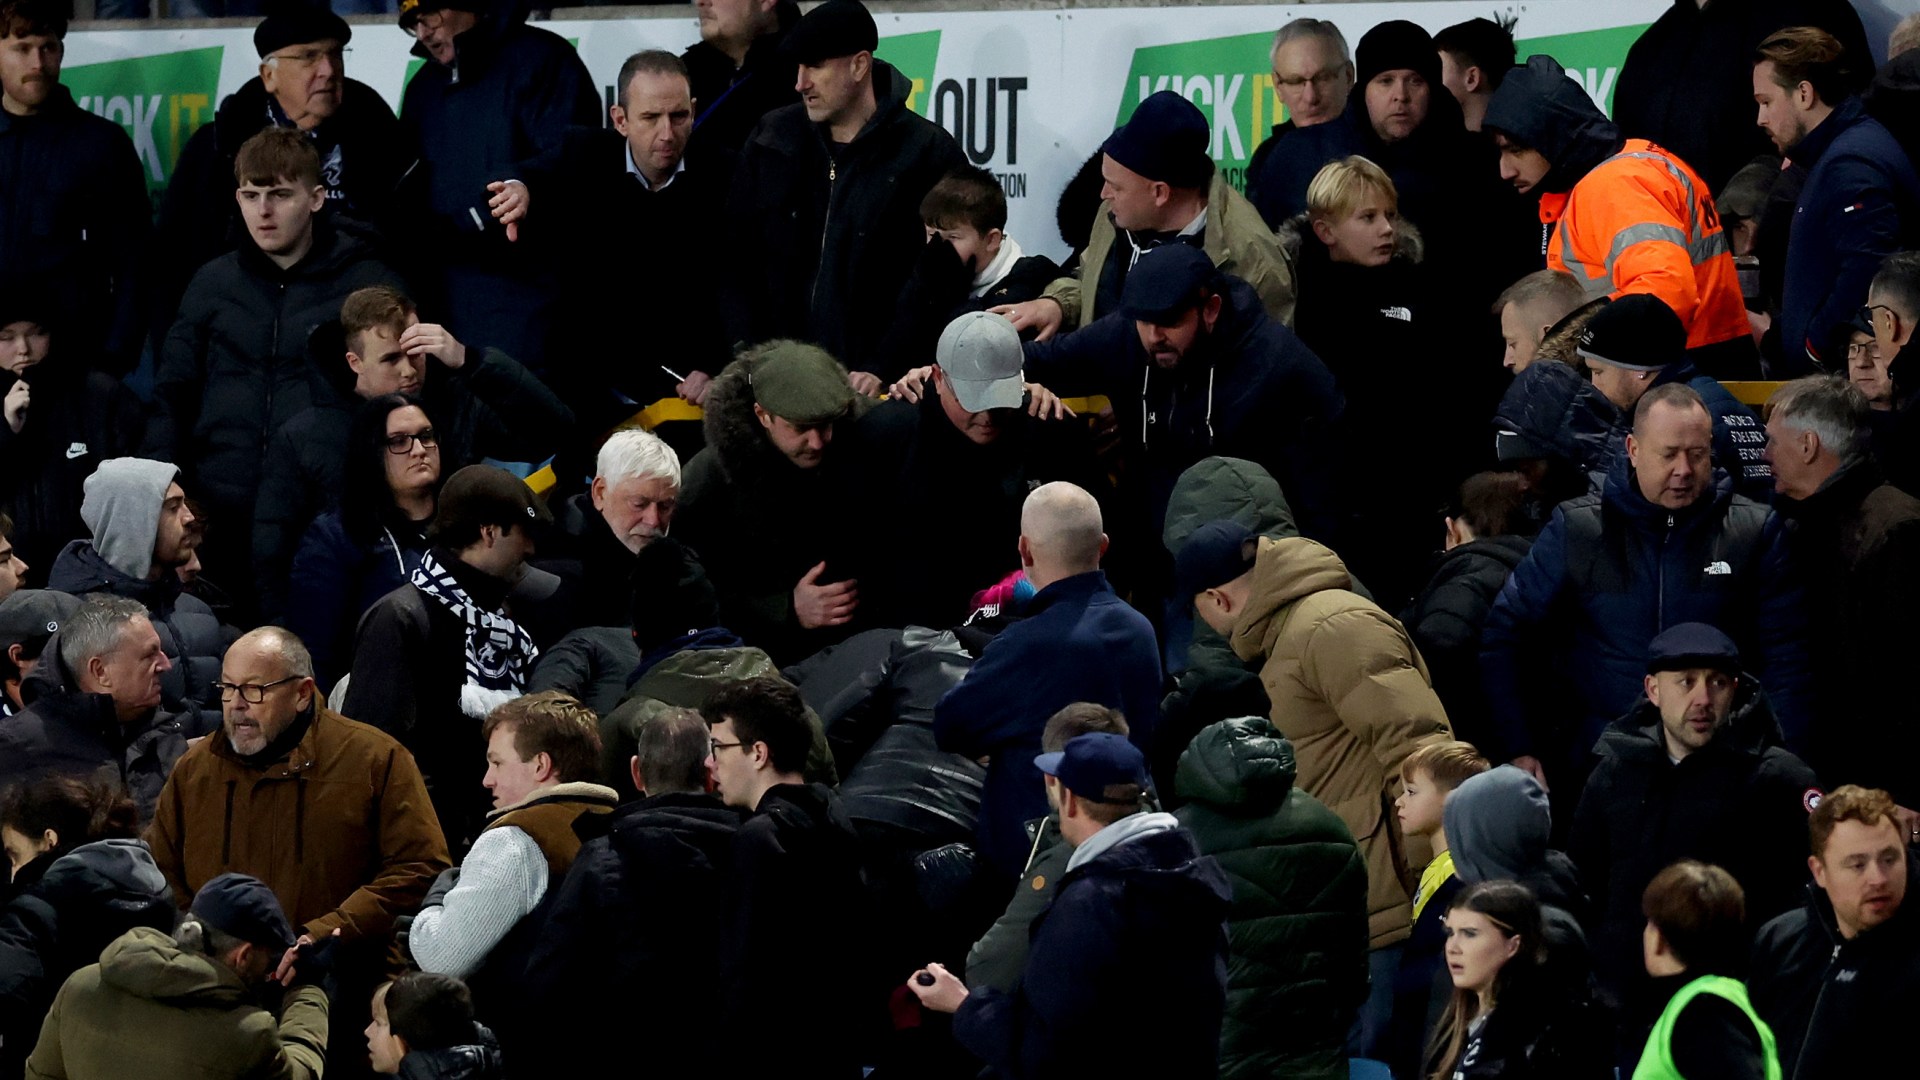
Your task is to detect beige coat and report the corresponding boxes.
[1229,537,1452,948]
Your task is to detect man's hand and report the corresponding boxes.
[1748,309,1771,344]
[907,962,969,1013]
[677,371,713,405]
[1897,804,1920,845]
[794,561,857,629]
[990,298,1064,341]
[4,377,28,433]
[487,180,529,242]
[1024,382,1073,420]
[848,371,884,398]
[1511,755,1549,793]
[399,323,468,371]
[274,933,314,986]
[889,366,934,403]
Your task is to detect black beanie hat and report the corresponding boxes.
[1102,90,1213,190]
[254,1,352,60]
[1355,20,1443,89]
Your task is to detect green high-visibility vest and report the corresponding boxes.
[1631,974,1783,1080]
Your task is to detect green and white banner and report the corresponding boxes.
[64,1,1667,256]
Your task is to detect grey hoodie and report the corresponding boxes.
[77,458,180,580]
[1444,764,1551,884]
[1066,810,1181,873]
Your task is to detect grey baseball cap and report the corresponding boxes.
[936,312,1026,414]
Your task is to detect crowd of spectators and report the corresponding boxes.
[6,0,1920,1077]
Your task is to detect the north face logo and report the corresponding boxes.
[1703,561,1732,575]
[1381,306,1412,322]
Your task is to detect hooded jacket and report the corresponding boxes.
[723,60,966,375]
[1480,455,1811,765]
[148,218,405,511]
[24,925,328,1080]
[1777,95,1920,373]
[1400,534,1532,747]
[0,642,191,823]
[683,0,801,157]
[1571,677,1817,1002]
[1491,359,1621,495]
[1227,536,1452,948]
[395,1031,504,1080]
[952,816,1232,1079]
[0,364,144,577]
[1750,856,1920,1079]
[0,84,149,375]
[0,840,176,1080]
[1044,169,1297,331]
[1486,57,1756,376]
[1174,719,1370,1080]
[1022,275,1346,546]
[48,535,232,716]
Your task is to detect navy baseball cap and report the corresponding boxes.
[1121,244,1219,325]
[1646,622,1742,676]
[190,873,297,951]
[1174,519,1257,601]
[1034,732,1149,801]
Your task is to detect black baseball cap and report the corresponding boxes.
[1174,519,1257,601]
[0,590,80,650]
[1033,732,1149,802]
[1121,244,1218,325]
[190,873,298,951]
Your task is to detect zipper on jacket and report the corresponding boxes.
[1791,942,1846,1079]
[809,158,839,315]
[1658,513,1674,631]
[262,282,287,453]
[221,780,236,862]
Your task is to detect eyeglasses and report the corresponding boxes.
[709,739,746,755]
[215,676,300,703]
[385,429,439,455]
[1274,67,1349,91]
[1848,341,1873,359]
[411,10,449,33]
[268,46,349,67]
[1861,304,1897,326]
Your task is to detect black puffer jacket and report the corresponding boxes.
[683,0,801,158]
[0,366,145,576]
[395,1027,504,1080]
[724,60,966,375]
[47,540,233,714]
[1400,535,1532,749]
[0,839,176,1080]
[148,219,405,511]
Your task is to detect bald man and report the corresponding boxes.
[933,482,1163,878]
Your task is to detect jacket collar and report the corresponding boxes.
[1024,570,1112,613]
[209,703,327,776]
[1774,458,1885,525]
[1791,95,1867,170]
[484,781,620,822]
[809,59,913,151]
[0,83,78,133]
[1602,449,1734,528]
[1065,810,1180,873]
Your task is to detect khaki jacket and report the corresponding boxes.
[1045,172,1297,329]
[1229,537,1451,948]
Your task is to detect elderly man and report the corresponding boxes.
[47,458,228,711]
[934,481,1162,878]
[155,3,403,331]
[1482,384,1811,799]
[999,89,1293,340]
[1767,376,1920,806]
[1244,19,1353,208]
[0,595,188,821]
[539,428,692,628]
[147,626,449,1077]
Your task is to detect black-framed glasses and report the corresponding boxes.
[1861,304,1897,325]
[385,429,439,455]
[268,46,349,66]
[1275,68,1349,91]
[215,676,300,703]
[709,739,746,754]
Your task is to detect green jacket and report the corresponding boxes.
[1043,172,1296,329]
[26,927,327,1080]
[1173,718,1371,1080]
[963,815,1069,994]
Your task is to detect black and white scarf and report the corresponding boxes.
[411,550,538,719]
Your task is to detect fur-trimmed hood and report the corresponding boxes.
[1275,212,1424,265]
[698,348,872,491]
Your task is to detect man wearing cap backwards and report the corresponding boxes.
[344,464,549,852]
[675,341,883,662]
[861,311,1106,628]
[998,89,1294,341]
[25,873,329,1080]
[1175,518,1450,1051]
[1569,621,1819,1012]
[1578,294,1773,499]
[155,2,404,334]
[396,0,598,376]
[149,626,448,1079]
[723,0,965,389]
[1020,243,1345,547]
[1482,383,1812,805]
[909,732,1232,1077]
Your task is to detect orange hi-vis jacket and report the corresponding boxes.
[1540,139,1750,350]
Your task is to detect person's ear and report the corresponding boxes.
[1644,674,1661,707]
[40,828,58,850]
[1503,932,1521,960]
[851,51,872,83]
[1018,535,1034,568]
[609,104,628,134]
[1097,532,1110,559]
[307,185,327,213]
[749,740,770,770]
[293,676,315,712]
[533,751,556,782]
[86,654,110,689]
[8,643,25,666]
[1310,216,1338,248]
[1202,292,1225,327]
[1150,180,1172,208]
[590,475,609,512]
[1625,432,1641,466]
[754,403,775,432]
[1463,65,1483,94]
[345,351,366,375]
[1809,853,1827,888]
[630,755,645,795]
[259,61,277,94]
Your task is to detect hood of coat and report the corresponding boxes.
[1444,764,1551,884]
[1484,55,1623,194]
[37,838,173,907]
[698,352,868,491]
[1173,716,1299,812]
[97,925,254,1007]
[1063,815,1233,909]
[1161,456,1299,555]
[1492,359,1622,475]
[1598,671,1785,758]
[1274,211,1425,267]
[1229,536,1355,660]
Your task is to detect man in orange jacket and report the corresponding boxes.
[1485,55,1761,379]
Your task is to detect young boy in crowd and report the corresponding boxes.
[878,164,1060,378]
[1383,740,1491,1077]
[366,973,503,1078]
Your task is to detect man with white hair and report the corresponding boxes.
[933,481,1162,879]
[541,428,693,629]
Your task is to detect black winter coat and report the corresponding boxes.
[0,366,145,576]
[1401,535,1531,749]
[1569,679,1818,1004]
[520,792,741,1077]
[1022,276,1346,545]
[953,819,1232,1079]
[682,0,801,158]
[47,540,233,714]
[285,510,426,689]
[1750,859,1920,1080]
[1613,0,1873,192]
[149,219,404,512]
[525,627,638,721]
[395,1029,504,1080]
[0,85,149,374]
[0,651,192,823]
[724,60,966,375]
[153,76,404,334]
